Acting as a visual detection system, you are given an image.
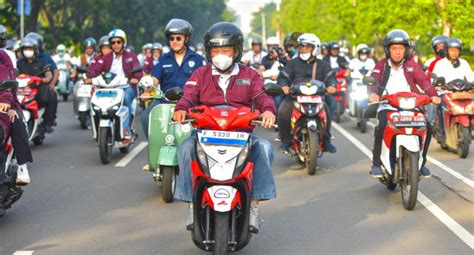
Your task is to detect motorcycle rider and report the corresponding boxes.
[317,43,329,60]
[241,38,267,68]
[173,22,276,233]
[137,43,152,67]
[97,35,112,57]
[143,42,162,74]
[0,25,16,68]
[277,33,338,152]
[283,34,298,60]
[139,19,206,138]
[195,42,205,56]
[349,44,375,79]
[1,35,33,186]
[323,41,350,70]
[52,44,72,69]
[86,28,143,135]
[424,35,449,73]
[368,29,440,178]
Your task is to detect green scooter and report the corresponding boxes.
[140,86,193,203]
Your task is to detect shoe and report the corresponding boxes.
[323,143,337,153]
[249,204,259,234]
[370,165,383,179]
[142,164,150,171]
[16,164,30,186]
[278,142,291,152]
[186,204,194,231]
[44,125,54,133]
[420,166,431,178]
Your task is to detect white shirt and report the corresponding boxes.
[432,58,474,83]
[329,56,339,69]
[52,54,72,70]
[379,60,411,112]
[110,53,126,79]
[241,50,267,66]
[349,58,375,79]
[212,64,239,98]
[2,49,16,68]
[424,56,436,68]
[262,60,281,83]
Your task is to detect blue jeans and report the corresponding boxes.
[174,134,277,202]
[325,94,336,117]
[140,99,168,139]
[123,86,137,129]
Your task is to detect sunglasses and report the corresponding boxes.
[111,40,123,45]
[169,36,183,42]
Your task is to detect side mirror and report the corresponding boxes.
[0,80,19,92]
[76,66,88,74]
[131,66,142,73]
[263,83,284,97]
[362,76,376,86]
[164,87,183,101]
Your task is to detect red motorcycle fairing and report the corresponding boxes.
[382,111,428,149]
[291,106,327,154]
[335,69,349,104]
[442,92,474,128]
[188,105,260,131]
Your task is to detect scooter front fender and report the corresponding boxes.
[99,119,113,128]
[205,185,239,212]
[396,134,423,169]
[156,146,178,166]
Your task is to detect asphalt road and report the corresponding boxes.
[0,101,472,255]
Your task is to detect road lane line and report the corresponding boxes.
[114,141,148,167]
[332,122,474,249]
[366,121,473,188]
[13,251,34,255]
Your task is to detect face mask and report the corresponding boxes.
[212,54,233,71]
[436,49,447,58]
[290,48,298,57]
[23,50,34,58]
[359,54,368,61]
[300,52,311,61]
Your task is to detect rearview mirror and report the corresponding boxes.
[362,76,376,86]
[263,83,284,97]
[0,80,19,92]
[76,66,88,74]
[164,87,183,101]
[131,66,143,73]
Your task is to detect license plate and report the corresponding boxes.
[17,87,31,95]
[200,130,248,146]
[95,91,117,97]
[297,95,322,103]
[393,116,426,127]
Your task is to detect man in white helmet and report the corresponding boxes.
[277,33,337,152]
[349,44,375,79]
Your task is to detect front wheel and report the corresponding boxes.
[334,102,342,123]
[359,118,367,133]
[213,212,229,255]
[99,127,112,164]
[457,125,470,158]
[161,166,176,203]
[306,129,319,175]
[400,149,419,210]
[62,94,69,101]
[78,112,88,130]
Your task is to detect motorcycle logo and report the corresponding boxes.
[214,189,231,198]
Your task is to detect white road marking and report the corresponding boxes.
[332,122,474,249]
[13,251,34,255]
[114,142,148,167]
[366,121,474,188]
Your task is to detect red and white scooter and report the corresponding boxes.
[366,77,431,210]
[16,74,46,145]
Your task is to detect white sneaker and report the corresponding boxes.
[16,164,30,186]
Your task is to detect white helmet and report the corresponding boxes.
[356,43,369,53]
[13,40,21,52]
[297,33,321,56]
[267,36,279,46]
[108,28,127,47]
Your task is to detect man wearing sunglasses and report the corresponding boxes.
[139,19,206,138]
[86,28,143,135]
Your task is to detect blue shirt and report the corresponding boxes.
[38,52,57,71]
[151,49,206,92]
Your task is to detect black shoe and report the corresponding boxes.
[370,165,383,178]
[323,143,337,153]
[420,166,431,178]
[44,125,54,133]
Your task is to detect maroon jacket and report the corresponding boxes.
[143,56,155,74]
[87,51,143,83]
[175,64,276,114]
[369,58,437,97]
[0,50,21,136]
[0,91,16,136]
[0,50,16,81]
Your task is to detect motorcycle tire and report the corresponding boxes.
[119,146,129,154]
[306,129,319,175]
[359,119,367,133]
[400,149,419,210]
[99,127,112,164]
[213,211,230,255]
[32,136,43,146]
[457,125,470,158]
[78,113,88,130]
[334,102,342,123]
[62,94,68,102]
[161,166,176,203]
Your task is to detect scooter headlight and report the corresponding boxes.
[234,142,250,173]
[196,141,210,174]
[165,135,175,145]
[398,97,416,110]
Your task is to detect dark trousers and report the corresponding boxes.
[38,84,58,126]
[11,117,33,165]
[372,109,432,166]
[277,96,332,145]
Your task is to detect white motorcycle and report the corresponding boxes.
[72,66,92,129]
[348,78,369,133]
[90,72,138,164]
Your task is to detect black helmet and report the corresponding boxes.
[251,38,262,45]
[447,37,463,51]
[431,35,448,52]
[0,25,6,48]
[83,37,97,50]
[283,35,292,48]
[25,32,44,51]
[383,29,410,58]
[329,41,340,50]
[204,22,243,63]
[321,43,328,50]
[165,19,193,46]
[98,35,110,48]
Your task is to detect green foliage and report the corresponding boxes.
[1,0,231,51]
[250,3,277,39]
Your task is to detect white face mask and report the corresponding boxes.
[300,52,311,61]
[359,54,368,61]
[212,54,233,71]
[23,50,34,58]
